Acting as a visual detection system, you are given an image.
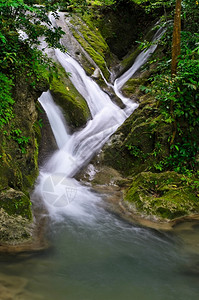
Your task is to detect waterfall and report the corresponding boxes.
[33,24,165,221]
[54,49,134,118]
[39,91,70,149]
[114,26,166,105]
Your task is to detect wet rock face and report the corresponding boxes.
[53,12,112,82]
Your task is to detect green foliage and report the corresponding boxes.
[10,129,30,154]
[87,0,116,5]
[0,1,65,76]
[123,1,199,177]
[139,19,199,174]
[126,144,143,158]
[0,73,14,128]
[0,0,66,159]
[59,0,88,12]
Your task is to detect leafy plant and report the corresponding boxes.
[0,73,15,128]
[11,129,30,154]
[139,23,199,174]
[126,144,143,158]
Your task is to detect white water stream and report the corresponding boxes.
[34,26,165,221]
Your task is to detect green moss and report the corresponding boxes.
[101,92,172,176]
[122,78,146,97]
[33,118,42,144]
[69,13,111,79]
[24,138,39,188]
[80,53,96,76]
[124,172,199,220]
[0,189,32,220]
[71,14,110,60]
[84,3,154,60]
[70,27,109,80]
[121,47,141,73]
[50,66,90,128]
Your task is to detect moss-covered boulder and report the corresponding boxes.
[124,172,199,220]
[0,208,32,245]
[69,14,111,80]
[101,94,171,176]
[50,66,90,128]
[0,189,32,220]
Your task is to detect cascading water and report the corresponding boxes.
[2,19,199,300]
[33,25,165,221]
[39,91,70,149]
[114,26,166,108]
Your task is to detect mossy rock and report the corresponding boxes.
[120,47,141,75]
[100,93,172,176]
[85,3,155,60]
[124,172,199,220]
[0,188,32,220]
[70,25,110,80]
[71,14,110,60]
[50,66,90,128]
[0,120,40,193]
[122,78,146,98]
[0,70,48,193]
[0,208,32,244]
[120,25,159,75]
[0,70,48,246]
[78,53,96,77]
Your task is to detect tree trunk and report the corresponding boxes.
[171,0,182,75]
